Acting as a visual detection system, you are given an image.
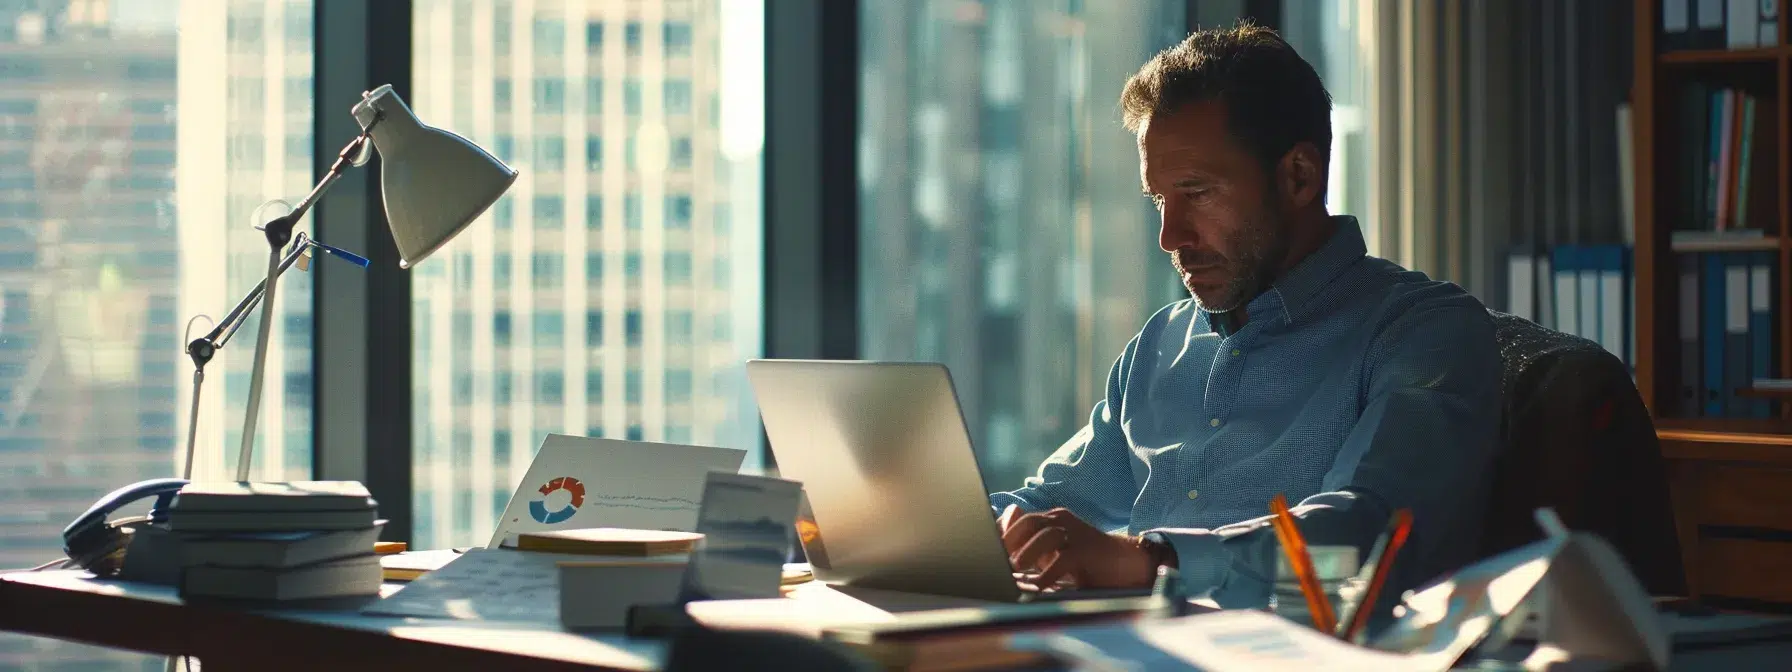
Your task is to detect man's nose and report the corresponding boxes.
[1159,208,1196,253]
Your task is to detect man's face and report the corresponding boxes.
[1139,100,1291,313]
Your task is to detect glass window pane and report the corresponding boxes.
[858,0,1187,492]
[0,0,316,666]
[411,0,765,550]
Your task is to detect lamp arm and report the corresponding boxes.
[234,117,381,482]
[190,232,314,359]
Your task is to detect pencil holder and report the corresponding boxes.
[1270,545,1363,631]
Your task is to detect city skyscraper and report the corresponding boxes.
[408,0,762,551]
[0,0,315,668]
[858,0,1189,492]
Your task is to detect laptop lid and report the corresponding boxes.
[746,360,1022,603]
[486,434,747,548]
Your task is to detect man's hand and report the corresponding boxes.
[996,505,1155,590]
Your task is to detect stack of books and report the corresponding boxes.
[168,481,384,602]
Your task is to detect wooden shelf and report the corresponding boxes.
[1658,429,1792,465]
[1659,46,1792,63]
[1668,236,1783,252]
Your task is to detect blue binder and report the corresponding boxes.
[1701,253,1726,417]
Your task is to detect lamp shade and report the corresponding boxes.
[352,84,518,268]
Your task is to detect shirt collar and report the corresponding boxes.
[1204,216,1367,336]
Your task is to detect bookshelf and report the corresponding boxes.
[1632,0,1791,607]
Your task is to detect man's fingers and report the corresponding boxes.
[1031,549,1077,590]
[1000,512,1050,554]
[1010,525,1070,572]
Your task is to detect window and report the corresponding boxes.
[857,0,1186,492]
[624,193,642,229]
[623,78,642,116]
[533,18,565,57]
[664,23,693,57]
[666,252,693,285]
[495,372,513,404]
[624,134,637,170]
[534,136,565,172]
[533,312,564,347]
[666,195,692,228]
[533,196,564,228]
[625,21,643,52]
[585,252,603,285]
[494,312,513,347]
[1281,0,1378,253]
[412,0,765,550]
[667,369,693,403]
[668,311,693,341]
[665,80,693,115]
[0,3,317,667]
[533,78,565,114]
[585,77,603,112]
[494,78,512,110]
[538,371,565,404]
[624,311,643,346]
[493,254,512,287]
[531,252,562,288]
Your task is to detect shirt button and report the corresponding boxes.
[1230,349,1241,357]
[1209,418,1221,427]
[1187,489,1199,500]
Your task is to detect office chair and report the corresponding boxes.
[1478,309,1688,597]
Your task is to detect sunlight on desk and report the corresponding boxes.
[387,623,660,669]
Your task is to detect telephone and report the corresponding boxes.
[62,478,188,576]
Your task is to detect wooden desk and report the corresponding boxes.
[0,570,663,671]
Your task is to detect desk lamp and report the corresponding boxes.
[184,84,517,482]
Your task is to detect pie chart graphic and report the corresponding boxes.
[528,476,586,524]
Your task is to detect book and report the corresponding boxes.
[170,481,377,513]
[380,548,462,581]
[181,554,382,601]
[167,507,380,533]
[505,528,704,556]
[179,523,385,569]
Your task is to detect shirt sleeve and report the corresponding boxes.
[987,331,1146,533]
[1144,304,1501,608]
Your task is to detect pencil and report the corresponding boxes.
[1338,508,1413,642]
[1269,493,1335,633]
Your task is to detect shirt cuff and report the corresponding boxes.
[1147,527,1273,609]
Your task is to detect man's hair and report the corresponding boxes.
[1121,22,1332,176]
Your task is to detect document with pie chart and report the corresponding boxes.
[485,434,747,548]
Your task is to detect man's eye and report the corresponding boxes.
[1186,189,1212,203]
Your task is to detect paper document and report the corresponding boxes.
[680,472,803,601]
[487,435,746,547]
[362,548,567,623]
[1012,610,1426,672]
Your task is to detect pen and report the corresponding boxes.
[1335,508,1413,642]
[1268,493,1335,633]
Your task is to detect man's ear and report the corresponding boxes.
[1276,141,1325,210]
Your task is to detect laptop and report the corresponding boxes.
[746,359,1152,603]
[485,434,747,548]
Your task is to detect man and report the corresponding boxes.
[990,23,1500,610]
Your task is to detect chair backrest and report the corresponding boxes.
[1481,310,1687,597]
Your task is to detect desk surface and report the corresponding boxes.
[0,570,663,671]
[7,569,1792,671]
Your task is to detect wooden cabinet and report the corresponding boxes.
[1661,430,1792,605]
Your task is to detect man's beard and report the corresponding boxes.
[1176,212,1287,313]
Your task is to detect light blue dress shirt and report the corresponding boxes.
[990,216,1501,609]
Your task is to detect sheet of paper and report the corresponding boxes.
[1015,610,1428,672]
[680,472,803,601]
[487,435,746,547]
[361,548,564,623]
